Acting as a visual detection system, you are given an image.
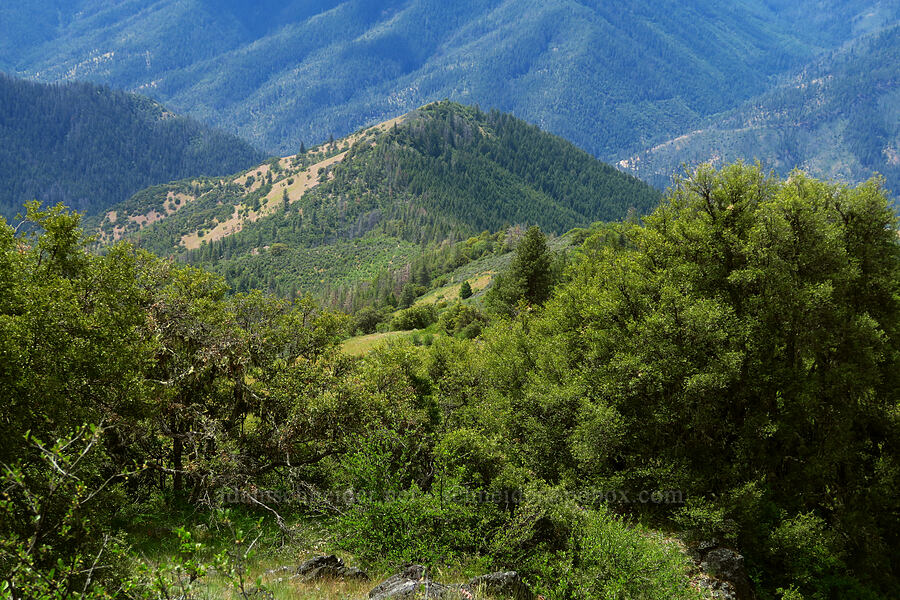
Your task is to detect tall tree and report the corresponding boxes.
[487,225,554,314]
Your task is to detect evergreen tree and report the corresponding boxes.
[487,225,554,314]
[399,282,417,309]
[459,280,473,299]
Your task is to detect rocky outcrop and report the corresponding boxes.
[366,565,534,600]
[265,555,369,585]
[367,565,455,600]
[687,543,755,600]
[297,554,369,582]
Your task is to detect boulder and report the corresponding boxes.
[695,577,738,600]
[368,565,432,599]
[694,547,754,600]
[295,554,369,582]
[366,566,535,600]
[343,566,371,581]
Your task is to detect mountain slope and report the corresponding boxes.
[3,1,894,160]
[618,25,900,194]
[0,74,266,220]
[93,101,660,296]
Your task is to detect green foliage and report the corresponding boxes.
[568,509,701,600]
[0,203,362,588]
[624,25,900,195]
[459,280,473,299]
[487,225,555,315]
[353,305,391,335]
[0,202,149,466]
[0,425,135,599]
[767,513,843,591]
[1,1,880,161]
[392,303,438,331]
[459,164,900,596]
[439,303,488,339]
[0,74,264,220]
[125,102,659,304]
[490,489,700,600]
[399,282,419,309]
[135,515,270,600]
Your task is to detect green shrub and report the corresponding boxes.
[392,304,437,330]
[490,487,699,599]
[354,305,388,334]
[571,508,701,600]
[766,513,856,597]
[335,430,502,566]
[439,302,487,337]
[0,425,134,599]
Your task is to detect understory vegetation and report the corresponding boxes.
[2,163,899,599]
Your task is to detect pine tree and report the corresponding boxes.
[459,280,473,299]
[399,282,417,309]
[487,225,554,314]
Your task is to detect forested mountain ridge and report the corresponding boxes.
[619,24,900,194]
[2,0,895,160]
[0,73,266,220]
[93,101,660,298]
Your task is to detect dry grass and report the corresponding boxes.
[417,272,495,305]
[340,331,413,356]
[187,553,495,600]
[181,149,350,250]
[205,566,373,600]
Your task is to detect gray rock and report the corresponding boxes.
[367,565,426,599]
[701,549,743,581]
[298,554,343,576]
[699,548,754,600]
[367,565,463,600]
[696,577,738,600]
[295,554,369,582]
[368,579,456,599]
[467,571,534,600]
[688,539,719,562]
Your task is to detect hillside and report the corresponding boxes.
[92,101,660,297]
[0,74,265,220]
[6,165,900,599]
[618,25,900,194]
[2,1,895,160]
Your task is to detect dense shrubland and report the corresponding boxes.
[2,163,899,598]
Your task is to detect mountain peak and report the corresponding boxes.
[91,103,660,295]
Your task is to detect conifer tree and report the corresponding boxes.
[399,282,417,309]
[487,225,554,314]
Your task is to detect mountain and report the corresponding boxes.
[2,1,895,161]
[618,25,900,194]
[91,101,660,297]
[0,74,265,220]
